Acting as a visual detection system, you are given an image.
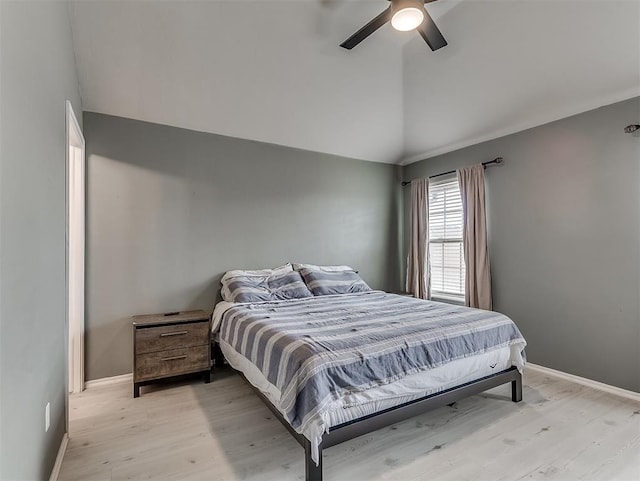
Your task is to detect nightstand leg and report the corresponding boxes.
[204,370,211,384]
[133,383,140,398]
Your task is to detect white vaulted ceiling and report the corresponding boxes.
[401,0,640,163]
[68,0,406,163]
[69,0,640,164]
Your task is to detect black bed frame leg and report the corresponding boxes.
[304,440,323,481]
[511,372,523,402]
[212,342,225,368]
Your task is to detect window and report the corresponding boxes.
[429,175,465,302]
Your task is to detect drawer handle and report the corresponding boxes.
[159,331,188,337]
[160,355,187,362]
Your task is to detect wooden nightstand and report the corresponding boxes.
[132,310,211,398]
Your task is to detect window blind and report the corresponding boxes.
[429,174,465,301]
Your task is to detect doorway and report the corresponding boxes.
[66,100,85,396]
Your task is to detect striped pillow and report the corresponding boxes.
[222,263,293,282]
[292,263,355,273]
[298,268,371,296]
[221,269,312,303]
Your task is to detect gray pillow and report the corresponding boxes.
[222,270,312,303]
[299,268,371,296]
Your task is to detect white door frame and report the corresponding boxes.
[66,100,85,401]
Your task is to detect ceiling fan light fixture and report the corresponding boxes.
[391,0,425,31]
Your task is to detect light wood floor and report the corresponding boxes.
[59,368,640,481]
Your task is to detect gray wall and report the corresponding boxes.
[0,1,83,479]
[403,97,640,392]
[84,112,402,381]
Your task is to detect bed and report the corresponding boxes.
[211,266,526,481]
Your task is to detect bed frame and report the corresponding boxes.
[218,344,522,481]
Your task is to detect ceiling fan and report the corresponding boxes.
[340,0,447,51]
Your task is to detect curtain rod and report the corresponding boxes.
[401,157,503,186]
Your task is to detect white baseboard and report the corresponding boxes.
[48,433,68,481]
[84,373,133,389]
[83,366,639,403]
[526,363,640,403]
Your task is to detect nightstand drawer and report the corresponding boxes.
[135,320,209,354]
[135,345,209,382]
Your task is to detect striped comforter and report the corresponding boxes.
[215,291,526,441]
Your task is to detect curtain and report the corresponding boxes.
[457,164,492,310]
[406,179,430,299]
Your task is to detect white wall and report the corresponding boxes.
[0,1,82,478]
[82,112,401,381]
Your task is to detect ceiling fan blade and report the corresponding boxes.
[417,8,447,51]
[340,7,392,50]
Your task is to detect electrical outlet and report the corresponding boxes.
[45,402,50,432]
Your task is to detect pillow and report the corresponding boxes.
[298,267,371,296]
[221,264,292,301]
[222,263,293,282]
[292,263,355,273]
[221,268,312,303]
